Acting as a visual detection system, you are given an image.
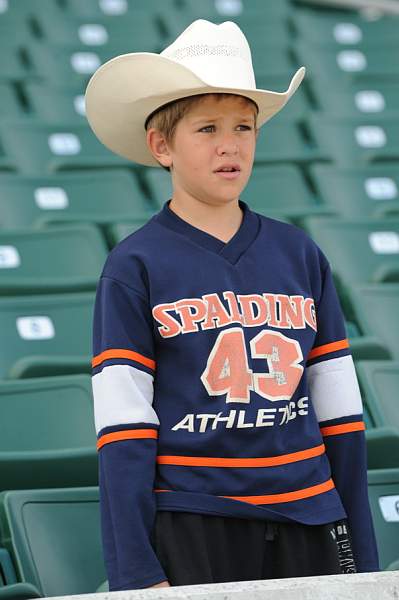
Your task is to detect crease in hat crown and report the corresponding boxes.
[84,17,306,166]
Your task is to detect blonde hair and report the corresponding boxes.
[145,93,258,171]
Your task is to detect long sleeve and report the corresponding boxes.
[306,253,380,573]
[91,274,168,590]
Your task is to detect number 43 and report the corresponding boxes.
[200,327,304,404]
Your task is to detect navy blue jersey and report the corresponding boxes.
[92,199,379,590]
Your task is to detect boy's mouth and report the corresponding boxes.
[214,164,241,179]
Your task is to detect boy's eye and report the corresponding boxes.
[199,124,253,133]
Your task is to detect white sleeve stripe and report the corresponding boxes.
[306,354,363,422]
[91,364,159,435]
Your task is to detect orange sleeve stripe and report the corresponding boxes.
[154,478,335,505]
[92,348,156,370]
[156,443,325,468]
[308,338,349,360]
[320,421,365,437]
[97,428,158,450]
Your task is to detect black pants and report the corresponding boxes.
[152,511,356,586]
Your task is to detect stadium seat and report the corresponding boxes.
[145,164,327,222]
[348,283,399,360]
[295,40,399,83]
[0,224,108,295]
[26,42,138,86]
[0,46,27,81]
[35,14,161,52]
[107,219,150,246]
[256,121,325,165]
[241,165,325,219]
[0,83,24,118]
[0,171,155,229]
[169,0,290,23]
[309,164,399,219]
[254,75,311,122]
[0,291,94,379]
[367,468,399,570]
[0,122,133,175]
[365,428,399,469]
[293,10,399,46]
[0,375,97,491]
[0,583,41,600]
[302,216,399,313]
[356,361,399,431]
[311,81,399,119]
[24,83,88,124]
[62,0,174,18]
[0,487,105,597]
[308,115,399,167]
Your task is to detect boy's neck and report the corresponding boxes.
[168,196,244,244]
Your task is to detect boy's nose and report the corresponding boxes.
[216,139,239,156]
[216,142,238,156]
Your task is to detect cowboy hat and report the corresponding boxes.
[85,19,306,167]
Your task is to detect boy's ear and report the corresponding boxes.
[146,128,173,168]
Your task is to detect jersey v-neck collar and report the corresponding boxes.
[153,198,260,266]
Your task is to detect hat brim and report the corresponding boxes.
[85,52,306,167]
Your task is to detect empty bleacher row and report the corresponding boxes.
[0,0,399,597]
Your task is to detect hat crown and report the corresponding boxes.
[161,19,256,89]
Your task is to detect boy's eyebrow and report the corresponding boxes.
[190,114,256,124]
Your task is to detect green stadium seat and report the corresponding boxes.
[0,488,105,597]
[0,171,155,229]
[145,164,326,222]
[26,42,135,86]
[175,0,290,21]
[367,468,399,569]
[309,164,399,219]
[308,115,399,167]
[35,14,161,52]
[302,216,399,314]
[242,165,327,220]
[0,375,97,491]
[256,121,326,165]
[0,122,133,175]
[293,10,399,46]
[365,428,399,470]
[0,224,108,295]
[144,168,172,208]
[254,75,311,122]
[0,83,24,118]
[295,40,399,83]
[356,361,399,431]
[311,81,399,119]
[348,283,399,360]
[63,0,173,18]
[0,46,26,83]
[0,139,15,174]
[386,558,399,571]
[0,583,41,600]
[107,219,150,246]
[0,291,94,379]
[24,83,88,123]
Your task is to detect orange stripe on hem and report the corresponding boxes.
[92,348,156,370]
[156,444,325,468]
[97,428,158,450]
[154,479,335,505]
[308,338,349,361]
[320,421,365,437]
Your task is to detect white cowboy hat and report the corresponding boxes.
[85,19,306,167]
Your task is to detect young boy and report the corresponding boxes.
[85,19,379,591]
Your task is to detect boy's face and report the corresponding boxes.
[150,94,257,207]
